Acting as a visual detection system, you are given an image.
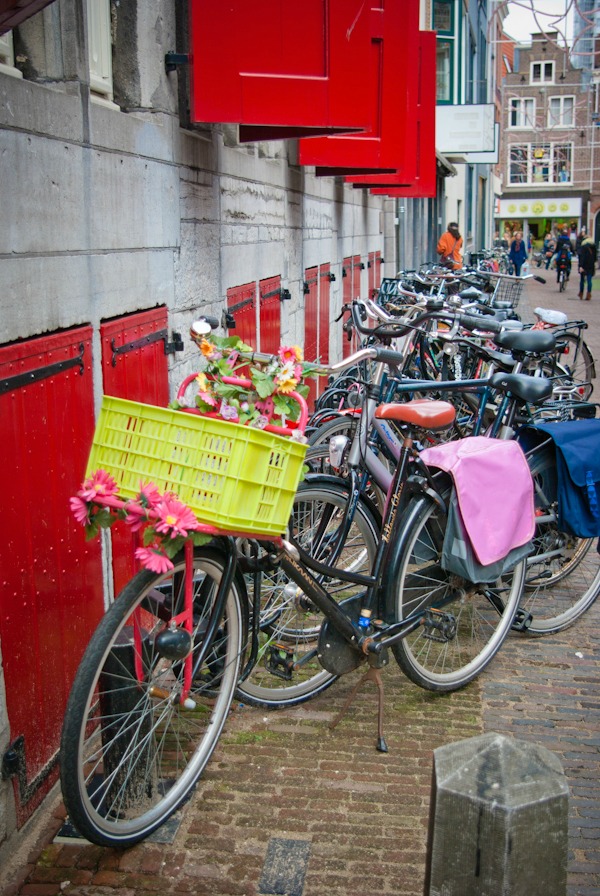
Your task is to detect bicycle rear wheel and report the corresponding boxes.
[521,444,600,633]
[389,491,525,691]
[60,546,246,847]
[236,478,379,708]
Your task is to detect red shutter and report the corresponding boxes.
[352,32,438,197]
[189,0,372,140]
[298,1,420,174]
[0,327,103,824]
[227,282,258,346]
[259,275,282,353]
[100,307,170,594]
[0,1,55,34]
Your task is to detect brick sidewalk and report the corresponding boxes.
[3,278,599,896]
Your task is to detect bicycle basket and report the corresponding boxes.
[489,274,524,309]
[86,396,307,537]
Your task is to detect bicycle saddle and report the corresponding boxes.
[375,398,456,431]
[494,328,556,354]
[489,372,553,404]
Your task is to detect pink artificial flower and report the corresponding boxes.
[154,496,200,539]
[278,345,303,364]
[137,481,162,510]
[255,396,274,418]
[79,469,119,502]
[135,545,174,574]
[70,495,90,524]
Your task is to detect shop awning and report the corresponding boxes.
[0,0,55,35]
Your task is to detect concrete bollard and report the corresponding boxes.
[424,732,569,896]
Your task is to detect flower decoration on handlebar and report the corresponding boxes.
[171,334,318,432]
[70,469,211,574]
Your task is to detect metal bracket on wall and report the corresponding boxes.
[0,343,85,395]
[165,52,189,74]
[110,330,184,366]
[1,735,58,805]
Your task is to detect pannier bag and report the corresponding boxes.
[420,437,535,584]
[527,420,600,538]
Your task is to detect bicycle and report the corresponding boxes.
[61,321,529,846]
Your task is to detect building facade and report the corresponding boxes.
[497,30,600,247]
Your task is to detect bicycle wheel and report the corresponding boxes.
[60,546,246,847]
[389,491,525,691]
[554,333,595,400]
[521,445,600,634]
[559,271,566,292]
[236,479,379,708]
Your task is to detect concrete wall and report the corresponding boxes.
[0,0,386,847]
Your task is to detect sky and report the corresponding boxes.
[502,0,573,43]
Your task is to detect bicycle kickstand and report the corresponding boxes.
[329,658,389,753]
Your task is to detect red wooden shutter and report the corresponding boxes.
[259,275,282,353]
[189,0,372,140]
[227,282,258,347]
[0,326,103,824]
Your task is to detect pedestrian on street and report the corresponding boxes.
[508,231,528,276]
[577,234,597,301]
[437,221,463,270]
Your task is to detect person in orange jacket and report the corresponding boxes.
[437,222,463,270]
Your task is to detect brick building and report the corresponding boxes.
[496,30,599,248]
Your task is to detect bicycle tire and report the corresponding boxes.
[521,445,600,634]
[388,490,525,692]
[235,479,380,708]
[60,546,246,847]
[554,333,595,401]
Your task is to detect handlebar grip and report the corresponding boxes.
[373,347,406,367]
[459,313,503,334]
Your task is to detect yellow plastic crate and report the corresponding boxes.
[86,396,307,537]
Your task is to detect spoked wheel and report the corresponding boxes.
[235,479,379,708]
[553,333,595,401]
[521,445,600,634]
[390,492,525,692]
[60,547,246,847]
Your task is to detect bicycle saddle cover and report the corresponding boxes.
[420,437,535,565]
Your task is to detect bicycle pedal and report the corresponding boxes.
[423,609,457,642]
[265,643,296,680]
[511,609,533,632]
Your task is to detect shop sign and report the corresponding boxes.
[496,197,582,217]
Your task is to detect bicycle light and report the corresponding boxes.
[328,435,349,469]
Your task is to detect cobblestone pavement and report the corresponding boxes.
[2,272,599,896]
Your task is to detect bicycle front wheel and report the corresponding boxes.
[389,492,525,692]
[60,546,246,847]
[236,479,379,708]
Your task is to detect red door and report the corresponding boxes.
[0,327,104,825]
[100,307,170,595]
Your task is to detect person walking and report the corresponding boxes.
[508,231,528,276]
[577,234,597,301]
[437,222,463,270]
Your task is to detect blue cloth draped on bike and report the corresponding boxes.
[420,437,535,565]
[525,420,600,538]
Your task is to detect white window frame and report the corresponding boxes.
[0,30,23,79]
[548,95,575,128]
[507,141,573,186]
[86,0,114,102]
[508,97,535,129]
[530,60,555,85]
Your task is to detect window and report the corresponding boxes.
[0,30,23,79]
[548,95,575,127]
[508,142,573,185]
[509,97,535,128]
[434,0,455,104]
[531,60,554,84]
[86,0,114,102]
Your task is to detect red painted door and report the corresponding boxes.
[100,307,170,595]
[0,327,104,825]
[259,275,282,354]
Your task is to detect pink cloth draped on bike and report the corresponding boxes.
[419,437,535,566]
